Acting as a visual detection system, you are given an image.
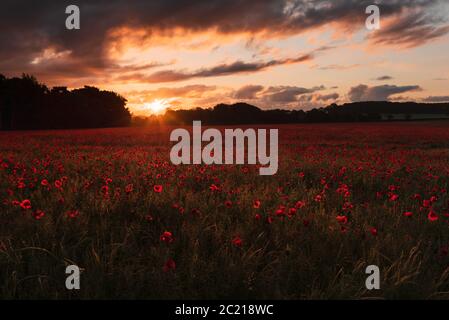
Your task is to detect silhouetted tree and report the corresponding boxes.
[0,74,131,130]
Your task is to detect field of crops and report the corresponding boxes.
[1,122,449,299]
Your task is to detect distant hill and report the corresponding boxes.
[329,101,449,114]
[161,101,449,125]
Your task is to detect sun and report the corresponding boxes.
[145,99,170,114]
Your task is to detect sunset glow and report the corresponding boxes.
[144,99,171,114]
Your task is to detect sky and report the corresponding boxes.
[1,0,449,115]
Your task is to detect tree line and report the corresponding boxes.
[152,101,449,126]
[0,74,131,130]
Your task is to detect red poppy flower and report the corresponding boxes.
[20,199,31,210]
[209,184,220,192]
[153,185,163,193]
[388,185,398,192]
[370,227,378,236]
[67,210,79,219]
[255,214,261,220]
[389,194,399,201]
[403,211,413,218]
[232,236,243,248]
[160,231,174,243]
[41,179,49,186]
[275,206,286,217]
[253,200,261,209]
[163,258,176,272]
[295,200,306,209]
[54,180,63,189]
[33,210,45,220]
[336,215,348,224]
[342,202,354,213]
[423,199,431,208]
[225,200,232,208]
[125,184,133,194]
[428,210,439,222]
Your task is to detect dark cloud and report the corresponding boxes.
[315,93,340,101]
[0,0,446,79]
[263,85,325,103]
[422,96,449,102]
[294,93,336,110]
[233,85,264,99]
[348,84,422,101]
[389,95,414,102]
[225,84,330,108]
[375,75,394,81]
[118,53,313,83]
[367,6,449,48]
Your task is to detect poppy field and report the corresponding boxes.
[1,122,449,299]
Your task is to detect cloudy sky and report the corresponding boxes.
[1,0,449,115]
